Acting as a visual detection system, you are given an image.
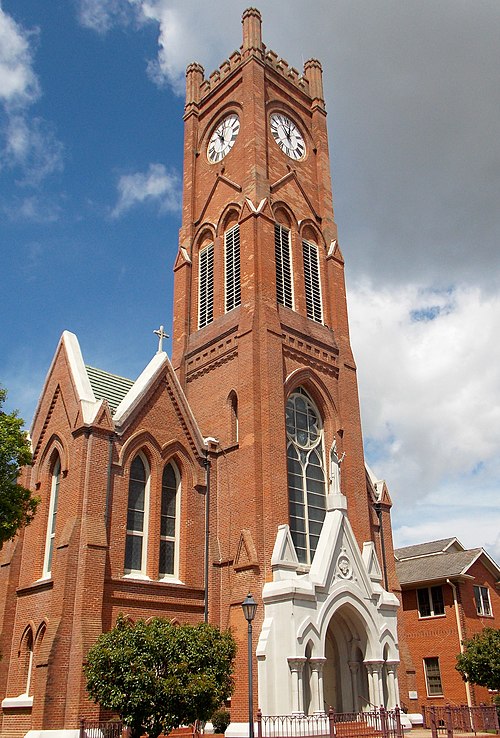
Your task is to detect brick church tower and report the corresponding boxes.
[171,7,402,724]
[0,9,405,737]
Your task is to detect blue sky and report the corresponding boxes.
[1,0,499,560]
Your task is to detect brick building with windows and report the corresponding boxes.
[395,538,500,710]
[2,8,484,738]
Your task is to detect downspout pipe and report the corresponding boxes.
[374,502,389,591]
[203,451,211,624]
[447,578,472,707]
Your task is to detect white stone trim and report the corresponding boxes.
[2,694,33,708]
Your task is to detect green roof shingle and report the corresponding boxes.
[85,365,134,414]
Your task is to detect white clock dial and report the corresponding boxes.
[207,114,240,163]
[270,113,305,160]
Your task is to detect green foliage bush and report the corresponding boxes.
[456,627,500,691]
[84,615,236,738]
[0,388,39,544]
[211,708,231,734]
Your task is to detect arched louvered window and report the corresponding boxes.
[225,224,241,312]
[275,224,293,308]
[159,462,180,578]
[286,388,326,564]
[302,240,323,323]
[199,243,214,328]
[124,454,149,575]
[43,456,60,578]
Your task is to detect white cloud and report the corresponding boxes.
[111,162,180,217]
[0,6,63,186]
[5,114,64,184]
[0,5,39,106]
[349,281,500,557]
[4,195,61,223]
[78,0,133,34]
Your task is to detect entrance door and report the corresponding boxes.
[322,607,369,713]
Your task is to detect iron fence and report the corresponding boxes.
[257,706,403,738]
[422,704,499,737]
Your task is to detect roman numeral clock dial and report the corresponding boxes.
[207,114,240,163]
[270,113,306,160]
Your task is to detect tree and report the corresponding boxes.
[0,388,38,545]
[456,627,500,691]
[84,615,236,738]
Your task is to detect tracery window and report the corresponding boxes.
[43,456,60,578]
[159,463,179,578]
[286,388,326,564]
[302,240,323,323]
[225,224,241,312]
[275,224,293,309]
[124,454,149,575]
[198,243,214,328]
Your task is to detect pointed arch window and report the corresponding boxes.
[286,389,326,564]
[302,240,323,323]
[198,243,214,328]
[124,454,149,575]
[20,628,34,697]
[229,391,239,443]
[159,462,180,578]
[43,457,60,578]
[275,224,293,309]
[225,224,241,312]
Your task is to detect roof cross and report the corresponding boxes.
[153,325,169,353]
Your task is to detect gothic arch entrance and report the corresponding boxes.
[322,606,370,714]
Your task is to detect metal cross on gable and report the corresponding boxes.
[153,325,169,353]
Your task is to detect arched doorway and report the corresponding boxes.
[322,606,370,713]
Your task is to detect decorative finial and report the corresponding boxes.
[153,325,169,353]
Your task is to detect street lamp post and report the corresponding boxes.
[242,593,257,738]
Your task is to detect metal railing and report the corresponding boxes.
[422,704,499,737]
[257,706,403,738]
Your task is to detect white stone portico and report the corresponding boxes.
[256,490,400,716]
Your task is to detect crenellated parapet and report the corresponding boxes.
[185,7,324,110]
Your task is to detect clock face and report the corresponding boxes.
[207,114,240,163]
[270,113,306,160]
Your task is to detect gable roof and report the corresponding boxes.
[396,548,481,586]
[395,538,500,586]
[395,538,462,561]
[85,365,134,414]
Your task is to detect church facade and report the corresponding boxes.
[0,9,406,737]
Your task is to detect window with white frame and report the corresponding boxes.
[302,240,323,323]
[159,462,180,578]
[473,585,492,616]
[275,224,293,309]
[417,585,445,617]
[198,243,214,328]
[42,457,60,578]
[225,224,241,312]
[286,388,326,565]
[124,454,149,575]
[424,657,443,696]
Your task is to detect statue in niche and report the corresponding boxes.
[329,440,345,495]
